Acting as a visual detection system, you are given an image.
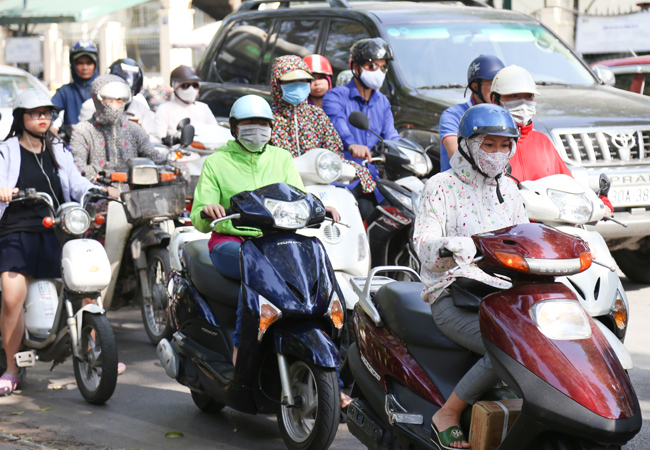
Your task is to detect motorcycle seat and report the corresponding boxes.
[182,239,240,309]
[374,281,460,349]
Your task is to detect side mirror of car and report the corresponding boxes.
[597,173,611,197]
[180,124,195,147]
[592,65,616,87]
[349,111,370,131]
[176,118,191,130]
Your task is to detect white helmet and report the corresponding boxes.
[13,89,59,111]
[490,65,540,97]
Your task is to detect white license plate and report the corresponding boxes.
[609,186,650,207]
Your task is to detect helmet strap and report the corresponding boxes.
[469,81,487,104]
[24,128,47,143]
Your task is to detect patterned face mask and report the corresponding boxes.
[476,148,510,178]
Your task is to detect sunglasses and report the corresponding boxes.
[363,62,389,73]
[179,82,200,90]
[26,110,55,120]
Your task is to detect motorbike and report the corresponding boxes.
[0,189,118,404]
[158,183,344,450]
[93,137,190,345]
[518,173,631,352]
[294,147,371,383]
[347,111,429,271]
[346,222,641,450]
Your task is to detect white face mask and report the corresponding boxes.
[238,124,271,153]
[359,68,386,91]
[477,149,510,178]
[175,87,198,104]
[502,99,536,126]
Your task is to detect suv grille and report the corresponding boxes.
[552,128,650,166]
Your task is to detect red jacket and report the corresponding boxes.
[509,122,572,181]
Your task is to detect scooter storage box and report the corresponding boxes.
[469,399,523,450]
[61,239,111,293]
[24,280,59,338]
[121,185,186,222]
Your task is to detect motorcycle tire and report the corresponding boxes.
[141,247,174,345]
[338,314,355,387]
[73,312,118,405]
[277,360,340,450]
[191,390,225,413]
[612,248,650,284]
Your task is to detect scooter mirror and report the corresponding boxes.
[597,173,611,197]
[176,118,191,130]
[349,111,370,131]
[180,124,195,147]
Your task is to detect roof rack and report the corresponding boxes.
[237,0,488,12]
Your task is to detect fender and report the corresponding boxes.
[273,321,341,368]
[72,303,106,357]
[129,225,171,250]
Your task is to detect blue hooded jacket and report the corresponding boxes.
[52,61,98,126]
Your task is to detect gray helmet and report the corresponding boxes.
[170,65,201,85]
[13,89,60,111]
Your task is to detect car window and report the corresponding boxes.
[382,22,595,89]
[0,74,44,106]
[211,18,272,84]
[324,20,371,79]
[259,19,321,85]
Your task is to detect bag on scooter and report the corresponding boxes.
[450,278,502,311]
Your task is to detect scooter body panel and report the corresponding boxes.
[273,321,341,368]
[480,282,637,420]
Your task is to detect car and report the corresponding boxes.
[197,0,650,283]
[0,65,50,139]
[591,56,650,97]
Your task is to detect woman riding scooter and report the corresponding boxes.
[0,90,108,395]
[413,104,527,449]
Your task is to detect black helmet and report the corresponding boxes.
[170,65,201,86]
[109,58,144,96]
[349,38,394,66]
[70,41,98,66]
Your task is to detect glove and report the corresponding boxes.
[443,237,477,268]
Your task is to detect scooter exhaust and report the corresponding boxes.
[157,338,179,378]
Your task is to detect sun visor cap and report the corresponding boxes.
[97,81,132,103]
[280,69,313,82]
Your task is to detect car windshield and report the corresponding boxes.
[0,74,45,106]
[382,21,595,89]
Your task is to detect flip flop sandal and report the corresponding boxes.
[0,369,25,396]
[430,423,468,450]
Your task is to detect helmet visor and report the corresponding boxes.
[97,81,132,103]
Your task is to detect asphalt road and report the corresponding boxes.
[0,274,648,450]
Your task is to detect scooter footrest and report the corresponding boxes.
[14,350,37,367]
[347,400,385,449]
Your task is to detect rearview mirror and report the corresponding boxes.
[592,65,615,87]
[348,111,370,131]
[180,124,195,147]
[176,118,191,130]
[596,173,611,197]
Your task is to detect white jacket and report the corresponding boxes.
[414,141,528,304]
[154,95,217,139]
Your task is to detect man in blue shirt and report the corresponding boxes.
[323,38,400,216]
[439,54,504,172]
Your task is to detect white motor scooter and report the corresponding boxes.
[293,148,371,382]
[519,174,632,369]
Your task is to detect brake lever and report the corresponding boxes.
[602,215,628,228]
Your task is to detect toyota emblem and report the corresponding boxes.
[609,132,636,161]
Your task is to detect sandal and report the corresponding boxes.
[0,369,25,396]
[430,423,468,450]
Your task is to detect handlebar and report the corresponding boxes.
[200,210,240,228]
[362,155,386,167]
[10,189,54,210]
[602,214,628,228]
[439,247,453,258]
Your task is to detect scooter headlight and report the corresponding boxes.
[131,165,160,185]
[399,147,431,177]
[530,300,591,340]
[382,185,413,213]
[263,198,311,229]
[61,207,91,235]
[547,190,593,223]
[316,151,342,183]
[326,291,345,330]
[258,295,282,341]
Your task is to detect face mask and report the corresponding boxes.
[281,82,310,105]
[96,101,124,126]
[477,148,510,178]
[175,87,198,104]
[238,124,271,153]
[359,68,386,91]
[502,99,536,126]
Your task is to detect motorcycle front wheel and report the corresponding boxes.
[277,360,340,450]
[73,312,118,405]
[141,247,173,345]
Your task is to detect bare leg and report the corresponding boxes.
[232,347,238,366]
[431,391,470,449]
[0,272,29,375]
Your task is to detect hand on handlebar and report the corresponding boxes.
[104,187,120,199]
[438,237,477,268]
[0,187,19,202]
[202,204,227,220]
[325,206,340,223]
[349,144,372,163]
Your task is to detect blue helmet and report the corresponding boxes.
[467,54,505,85]
[458,104,519,141]
[229,95,274,136]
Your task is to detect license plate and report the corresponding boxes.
[609,186,650,207]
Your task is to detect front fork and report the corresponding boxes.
[131,239,152,304]
[67,295,106,359]
[277,353,295,407]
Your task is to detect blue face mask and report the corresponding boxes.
[281,82,310,105]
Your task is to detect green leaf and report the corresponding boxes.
[165,431,184,438]
[37,407,51,412]
[9,411,25,415]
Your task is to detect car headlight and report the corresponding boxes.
[131,166,159,185]
[530,300,591,340]
[316,151,342,183]
[62,208,91,235]
[326,291,344,329]
[399,146,431,177]
[547,189,593,223]
[263,198,311,229]
[383,184,413,212]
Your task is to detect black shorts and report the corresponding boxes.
[0,231,62,278]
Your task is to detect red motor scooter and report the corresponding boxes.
[346,223,641,450]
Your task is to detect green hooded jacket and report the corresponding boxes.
[190,139,305,236]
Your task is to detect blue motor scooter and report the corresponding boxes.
[157,183,344,450]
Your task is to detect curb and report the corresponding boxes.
[0,432,56,450]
